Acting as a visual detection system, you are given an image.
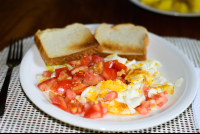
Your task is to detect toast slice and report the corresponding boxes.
[94,23,149,61]
[35,23,101,65]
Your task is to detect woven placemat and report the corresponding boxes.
[0,36,199,133]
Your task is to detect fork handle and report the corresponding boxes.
[0,68,13,117]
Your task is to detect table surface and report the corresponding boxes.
[0,0,200,51]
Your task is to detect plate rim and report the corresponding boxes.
[129,0,200,17]
[19,24,198,132]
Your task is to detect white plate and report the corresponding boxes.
[20,24,198,132]
[130,0,200,17]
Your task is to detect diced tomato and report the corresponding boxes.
[84,101,95,112]
[66,89,76,101]
[77,103,84,115]
[69,60,81,67]
[70,65,88,75]
[55,67,71,77]
[68,100,78,115]
[104,60,117,68]
[72,83,89,95]
[103,107,108,115]
[104,60,127,72]
[101,67,117,80]
[72,72,85,83]
[151,91,168,107]
[93,102,107,118]
[92,62,103,74]
[142,86,149,100]
[49,91,68,111]
[67,99,84,115]
[84,102,107,119]
[135,101,150,115]
[38,77,58,92]
[51,96,61,105]
[83,70,104,86]
[57,96,68,111]
[49,91,61,105]
[42,71,52,77]
[55,80,73,95]
[114,61,127,72]
[57,70,71,81]
[92,55,104,64]
[81,56,89,66]
[84,106,100,119]
[49,91,55,101]
[104,91,118,101]
[72,79,82,87]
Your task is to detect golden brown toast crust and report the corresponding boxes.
[35,34,102,65]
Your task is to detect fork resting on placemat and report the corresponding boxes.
[0,39,23,117]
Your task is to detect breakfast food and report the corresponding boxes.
[36,54,182,119]
[94,23,149,61]
[34,23,101,65]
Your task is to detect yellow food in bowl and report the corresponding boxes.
[141,0,200,13]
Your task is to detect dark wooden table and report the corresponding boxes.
[0,0,200,51]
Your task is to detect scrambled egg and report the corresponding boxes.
[80,55,178,115]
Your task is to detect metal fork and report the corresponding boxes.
[0,38,23,117]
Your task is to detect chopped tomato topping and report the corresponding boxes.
[67,100,78,114]
[57,70,71,81]
[55,67,71,77]
[77,103,84,115]
[70,65,88,75]
[104,60,117,68]
[104,91,118,101]
[81,56,89,66]
[103,107,108,115]
[49,91,68,112]
[135,101,150,115]
[92,55,104,64]
[72,83,89,95]
[49,91,55,100]
[151,91,168,107]
[49,91,60,105]
[72,72,85,83]
[57,96,68,111]
[55,80,73,95]
[142,86,150,100]
[84,102,107,119]
[102,67,117,80]
[66,89,76,101]
[104,60,127,72]
[83,70,104,86]
[38,77,58,91]
[42,71,52,77]
[114,61,128,72]
[69,60,81,67]
[84,101,95,112]
[92,62,103,74]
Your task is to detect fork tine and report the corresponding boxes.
[7,39,13,60]
[19,38,23,60]
[12,38,17,60]
[15,38,19,59]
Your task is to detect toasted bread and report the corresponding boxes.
[35,23,101,65]
[94,23,149,61]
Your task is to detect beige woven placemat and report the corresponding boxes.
[0,36,199,133]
